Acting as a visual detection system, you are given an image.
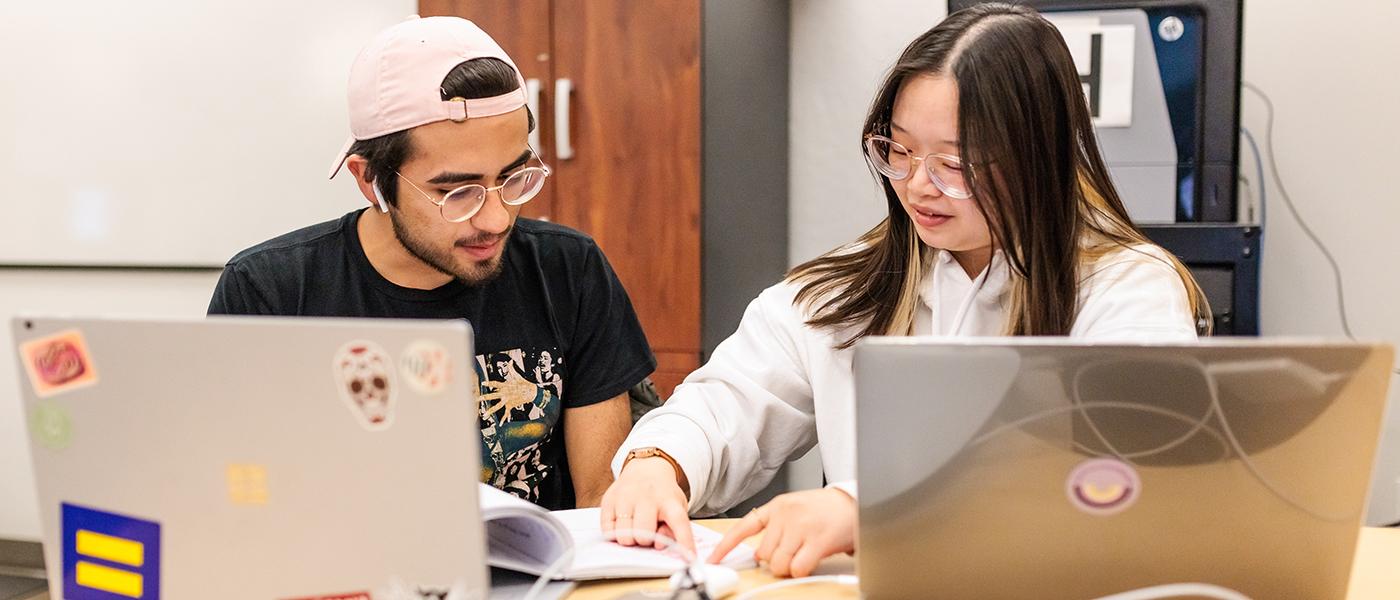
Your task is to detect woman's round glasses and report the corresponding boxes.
[864,134,972,200]
[396,151,552,223]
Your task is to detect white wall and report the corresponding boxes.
[788,0,1400,524]
[789,0,948,265]
[0,271,222,541]
[0,1,403,542]
[1241,0,1400,524]
[0,0,410,267]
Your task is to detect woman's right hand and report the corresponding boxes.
[600,456,696,555]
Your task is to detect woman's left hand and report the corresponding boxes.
[706,487,856,578]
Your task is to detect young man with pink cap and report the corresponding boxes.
[208,16,654,510]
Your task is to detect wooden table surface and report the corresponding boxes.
[567,519,856,600]
[568,522,1400,599]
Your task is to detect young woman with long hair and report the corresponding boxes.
[600,3,1209,578]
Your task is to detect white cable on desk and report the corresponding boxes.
[522,528,697,600]
[521,546,576,600]
[1091,583,1252,600]
[731,574,859,600]
[728,575,1246,600]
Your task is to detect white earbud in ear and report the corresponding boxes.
[372,182,389,213]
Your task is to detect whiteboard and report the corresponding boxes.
[0,0,416,266]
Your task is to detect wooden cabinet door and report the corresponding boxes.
[419,1,703,397]
[417,0,556,221]
[550,1,702,395]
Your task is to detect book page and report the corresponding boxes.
[479,482,546,515]
[551,508,757,580]
[479,484,571,575]
[486,516,565,569]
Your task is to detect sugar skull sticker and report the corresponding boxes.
[399,340,451,396]
[1066,458,1141,516]
[20,330,99,398]
[333,341,396,431]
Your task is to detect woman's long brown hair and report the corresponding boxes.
[789,3,1210,348]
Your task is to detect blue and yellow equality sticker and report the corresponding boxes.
[61,503,161,599]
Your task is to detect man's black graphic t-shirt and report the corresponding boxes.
[208,210,656,510]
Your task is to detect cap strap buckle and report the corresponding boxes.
[445,97,469,122]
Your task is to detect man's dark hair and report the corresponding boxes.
[347,57,534,207]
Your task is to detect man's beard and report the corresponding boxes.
[389,210,510,286]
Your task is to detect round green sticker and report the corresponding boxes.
[30,402,72,450]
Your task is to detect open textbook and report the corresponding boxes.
[479,483,757,580]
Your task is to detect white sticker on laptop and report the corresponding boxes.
[333,341,396,431]
[399,340,450,396]
[1066,458,1141,516]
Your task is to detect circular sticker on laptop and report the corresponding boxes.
[1066,458,1141,516]
[333,341,396,431]
[30,401,72,450]
[399,340,450,396]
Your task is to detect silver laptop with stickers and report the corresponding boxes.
[12,316,486,599]
[854,338,1393,600]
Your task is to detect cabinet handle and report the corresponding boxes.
[555,78,574,160]
[526,78,542,151]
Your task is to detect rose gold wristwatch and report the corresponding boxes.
[623,447,688,494]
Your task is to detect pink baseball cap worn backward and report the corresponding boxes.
[327,15,528,179]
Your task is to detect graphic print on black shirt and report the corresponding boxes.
[207,210,656,509]
[476,347,568,502]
